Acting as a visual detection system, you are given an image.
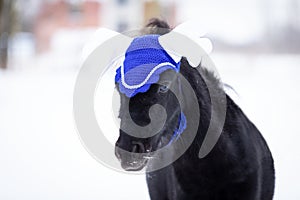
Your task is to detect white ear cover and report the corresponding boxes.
[159,22,213,68]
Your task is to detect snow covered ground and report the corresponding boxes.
[0,52,300,199]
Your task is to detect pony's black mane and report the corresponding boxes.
[141,18,171,35]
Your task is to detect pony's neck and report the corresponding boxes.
[179,58,219,159]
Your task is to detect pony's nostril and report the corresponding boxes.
[132,141,145,153]
[132,144,138,153]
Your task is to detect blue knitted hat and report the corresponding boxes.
[115,34,181,97]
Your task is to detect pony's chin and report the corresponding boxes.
[121,159,148,171]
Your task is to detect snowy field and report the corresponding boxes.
[0,52,300,199]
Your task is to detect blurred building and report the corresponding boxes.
[6,0,300,57]
[34,0,101,52]
[31,0,177,53]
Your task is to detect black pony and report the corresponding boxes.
[115,19,275,200]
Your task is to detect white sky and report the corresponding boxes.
[176,0,266,44]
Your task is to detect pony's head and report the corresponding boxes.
[113,18,215,171]
[114,21,189,171]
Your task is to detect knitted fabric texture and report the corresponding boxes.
[115,34,180,97]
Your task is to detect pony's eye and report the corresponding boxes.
[158,82,170,93]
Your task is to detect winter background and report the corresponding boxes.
[0,0,300,199]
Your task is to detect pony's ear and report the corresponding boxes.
[159,22,212,68]
[172,21,213,55]
[178,57,193,74]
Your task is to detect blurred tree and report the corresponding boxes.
[0,0,17,69]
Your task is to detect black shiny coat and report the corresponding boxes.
[146,58,275,200]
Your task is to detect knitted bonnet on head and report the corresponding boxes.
[115,34,181,98]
